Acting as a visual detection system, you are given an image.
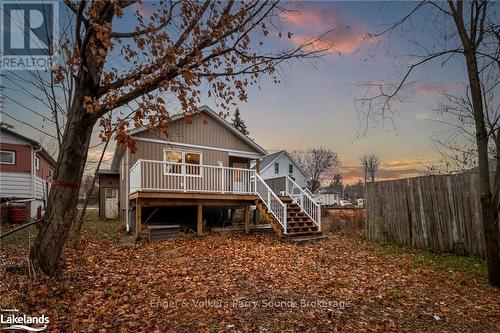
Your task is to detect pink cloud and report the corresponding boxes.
[281,8,341,32]
[281,7,373,54]
[418,82,456,95]
[133,2,152,17]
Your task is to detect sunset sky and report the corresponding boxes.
[2,1,488,184]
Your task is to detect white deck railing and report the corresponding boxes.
[254,174,287,233]
[285,176,321,231]
[129,159,255,195]
[129,160,307,234]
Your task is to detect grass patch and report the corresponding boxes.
[79,211,123,241]
[387,289,406,300]
[371,241,487,283]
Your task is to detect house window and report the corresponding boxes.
[289,164,293,174]
[185,152,201,175]
[35,156,40,170]
[165,150,183,174]
[105,188,117,198]
[274,163,279,174]
[48,168,54,179]
[164,149,202,176]
[0,151,15,165]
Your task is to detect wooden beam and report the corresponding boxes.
[129,191,258,201]
[140,199,256,207]
[135,199,142,241]
[244,205,251,234]
[197,204,203,236]
[256,159,261,174]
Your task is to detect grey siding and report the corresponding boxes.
[135,111,258,153]
[118,110,266,217]
[260,153,308,188]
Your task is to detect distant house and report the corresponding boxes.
[254,150,309,193]
[314,186,340,206]
[99,106,322,242]
[0,127,56,218]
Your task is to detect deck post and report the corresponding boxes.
[135,199,142,241]
[197,204,203,236]
[244,205,251,234]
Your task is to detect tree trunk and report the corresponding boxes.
[463,48,500,287]
[31,96,96,276]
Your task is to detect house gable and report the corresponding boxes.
[259,150,308,188]
[133,107,266,156]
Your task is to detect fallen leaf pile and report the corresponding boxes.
[1,231,499,332]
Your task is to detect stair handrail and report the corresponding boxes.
[284,176,321,231]
[253,174,287,234]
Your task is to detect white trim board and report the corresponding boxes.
[134,136,263,159]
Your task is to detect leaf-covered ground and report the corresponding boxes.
[1,220,499,332]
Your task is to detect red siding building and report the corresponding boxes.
[0,127,57,219]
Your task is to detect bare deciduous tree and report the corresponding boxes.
[293,148,340,193]
[361,154,380,182]
[430,69,499,174]
[356,0,500,286]
[19,0,330,276]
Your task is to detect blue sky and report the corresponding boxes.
[2,1,493,184]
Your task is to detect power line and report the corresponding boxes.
[3,95,56,123]
[0,113,58,139]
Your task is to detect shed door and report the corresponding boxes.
[105,188,119,219]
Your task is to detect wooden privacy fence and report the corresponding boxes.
[366,173,495,258]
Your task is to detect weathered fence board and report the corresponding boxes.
[366,173,497,258]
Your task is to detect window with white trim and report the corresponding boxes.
[164,149,202,176]
[274,163,279,174]
[0,151,15,165]
[35,156,40,170]
[289,164,293,174]
[48,168,54,179]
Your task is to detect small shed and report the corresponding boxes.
[314,187,340,206]
[98,169,120,219]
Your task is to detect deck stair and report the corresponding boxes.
[253,174,324,242]
[255,195,324,242]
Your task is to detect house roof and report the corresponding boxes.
[1,127,57,166]
[258,150,309,179]
[110,105,267,170]
[317,186,340,194]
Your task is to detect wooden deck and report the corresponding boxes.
[130,190,259,206]
[131,190,260,241]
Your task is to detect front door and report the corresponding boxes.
[229,156,250,193]
[105,188,119,219]
[231,162,247,192]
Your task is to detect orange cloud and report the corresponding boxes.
[339,159,423,184]
[291,32,370,54]
[418,82,456,95]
